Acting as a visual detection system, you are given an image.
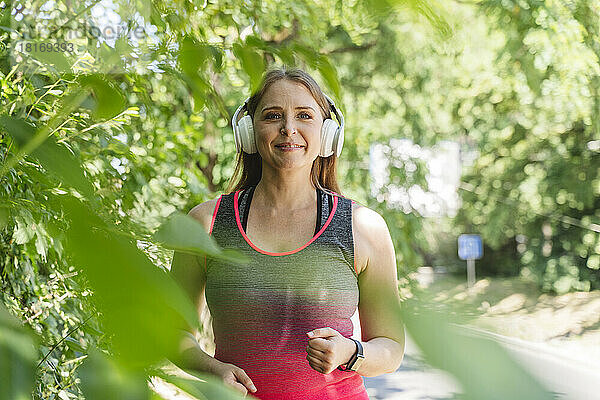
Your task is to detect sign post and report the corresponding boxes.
[458,234,483,288]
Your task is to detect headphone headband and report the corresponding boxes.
[322,94,344,136]
[232,97,246,128]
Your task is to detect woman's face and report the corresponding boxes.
[253,79,324,171]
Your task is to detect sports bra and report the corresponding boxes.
[237,185,334,237]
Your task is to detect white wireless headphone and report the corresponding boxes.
[231,93,344,157]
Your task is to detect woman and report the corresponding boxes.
[171,67,405,399]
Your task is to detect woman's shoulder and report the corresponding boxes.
[350,201,394,276]
[188,196,222,231]
[351,201,388,236]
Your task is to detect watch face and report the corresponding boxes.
[350,355,365,371]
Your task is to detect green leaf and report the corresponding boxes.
[0,303,38,400]
[233,43,265,93]
[78,347,150,400]
[27,41,72,73]
[244,35,266,50]
[64,337,86,353]
[178,37,216,112]
[153,212,249,265]
[290,43,320,69]
[135,0,152,21]
[155,368,246,400]
[149,3,166,30]
[190,75,211,112]
[316,56,341,101]
[179,36,213,76]
[373,0,451,37]
[210,46,224,72]
[106,137,132,156]
[274,47,295,66]
[360,0,395,18]
[76,74,126,120]
[81,322,104,338]
[13,217,34,245]
[0,206,9,229]
[34,225,48,261]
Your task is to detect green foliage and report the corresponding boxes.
[78,348,151,400]
[451,0,600,293]
[76,74,127,120]
[233,41,265,93]
[1,115,95,199]
[0,303,38,400]
[2,0,430,397]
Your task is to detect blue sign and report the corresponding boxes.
[458,234,483,260]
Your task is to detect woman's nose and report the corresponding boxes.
[280,117,297,135]
[280,126,297,135]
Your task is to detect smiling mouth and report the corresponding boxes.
[275,144,305,148]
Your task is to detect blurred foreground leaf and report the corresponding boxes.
[316,57,341,101]
[153,212,249,265]
[77,74,127,120]
[79,347,150,400]
[179,36,213,76]
[178,36,215,112]
[153,367,247,400]
[233,42,265,93]
[0,303,38,400]
[401,298,554,400]
[362,0,451,36]
[27,41,72,73]
[60,196,200,369]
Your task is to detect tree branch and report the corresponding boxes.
[195,151,218,193]
[263,18,300,46]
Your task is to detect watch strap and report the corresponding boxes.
[337,338,363,372]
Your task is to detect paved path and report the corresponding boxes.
[363,354,460,400]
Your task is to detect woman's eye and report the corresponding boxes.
[265,113,281,120]
[299,112,311,119]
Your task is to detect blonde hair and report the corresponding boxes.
[226,66,342,194]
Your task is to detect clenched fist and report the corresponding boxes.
[305,327,357,374]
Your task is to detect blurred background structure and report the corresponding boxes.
[1,0,599,399]
[370,139,462,217]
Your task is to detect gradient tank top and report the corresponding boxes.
[205,187,369,400]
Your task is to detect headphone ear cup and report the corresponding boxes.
[334,125,344,157]
[320,118,339,157]
[233,119,243,153]
[237,115,257,154]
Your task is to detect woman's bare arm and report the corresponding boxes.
[170,199,223,374]
[352,203,406,377]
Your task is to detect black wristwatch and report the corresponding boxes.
[337,338,364,372]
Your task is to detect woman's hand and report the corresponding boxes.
[211,361,257,397]
[305,327,357,374]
